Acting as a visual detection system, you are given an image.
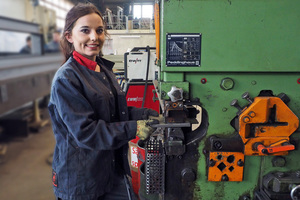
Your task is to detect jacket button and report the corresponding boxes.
[122,111,125,115]
[103,76,106,80]
[109,91,112,94]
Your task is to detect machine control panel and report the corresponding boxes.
[166,33,201,66]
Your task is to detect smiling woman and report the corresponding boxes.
[48,2,158,200]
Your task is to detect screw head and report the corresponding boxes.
[261,149,268,154]
[209,159,216,167]
[248,111,256,118]
[243,116,250,123]
[213,141,223,150]
[237,159,244,166]
[221,174,229,181]
[242,92,250,99]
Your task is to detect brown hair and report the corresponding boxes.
[60,3,108,62]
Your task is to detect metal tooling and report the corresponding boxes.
[142,0,300,200]
[0,54,62,116]
[0,16,62,117]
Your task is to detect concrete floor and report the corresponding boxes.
[0,122,56,200]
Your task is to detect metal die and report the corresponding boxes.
[208,152,244,182]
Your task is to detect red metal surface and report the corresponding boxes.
[126,83,160,113]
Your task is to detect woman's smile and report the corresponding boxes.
[86,43,99,50]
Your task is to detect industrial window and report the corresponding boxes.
[39,0,73,29]
[133,4,154,19]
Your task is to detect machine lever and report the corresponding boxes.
[256,143,295,154]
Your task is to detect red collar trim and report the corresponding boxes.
[73,51,97,71]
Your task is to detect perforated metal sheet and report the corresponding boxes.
[145,138,165,194]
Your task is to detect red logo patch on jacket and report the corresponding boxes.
[52,170,58,187]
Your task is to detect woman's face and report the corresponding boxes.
[66,13,105,61]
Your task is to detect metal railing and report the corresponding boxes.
[103,8,154,32]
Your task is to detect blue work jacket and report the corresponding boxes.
[48,56,144,200]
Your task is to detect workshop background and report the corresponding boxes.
[0,0,155,199]
[1,0,300,200]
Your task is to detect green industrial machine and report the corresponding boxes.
[140,0,300,199]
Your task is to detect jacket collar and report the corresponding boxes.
[72,51,97,71]
[72,51,115,71]
[96,56,115,70]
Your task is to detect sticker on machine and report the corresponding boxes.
[130,146,138,168]
[166,33,202,67]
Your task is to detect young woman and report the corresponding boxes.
[48,3,158,200]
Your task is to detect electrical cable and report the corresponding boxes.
[141,46,151,108]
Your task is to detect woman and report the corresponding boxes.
[48,3,158,200]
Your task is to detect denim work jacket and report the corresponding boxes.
[48,56,144,200]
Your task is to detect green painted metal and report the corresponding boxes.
[188,73,300,199]
[160,0,300,72]
[158,0,300,199]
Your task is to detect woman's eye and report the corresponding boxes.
[97,29,104,34]
[81,29,90,34]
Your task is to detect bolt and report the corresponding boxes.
[230,99,242,111]
[220,78,234,90]
[222,107,228,112]
[261,149,268,154]
[221,174,229,181]
[237,159,244,166]
[242,92,253,103]
[214,141,223,150]
[277,93,290,104]
[251,81,257,85]
[209,159,216,167]
[248,111,256,118]
[243,116,250,123]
